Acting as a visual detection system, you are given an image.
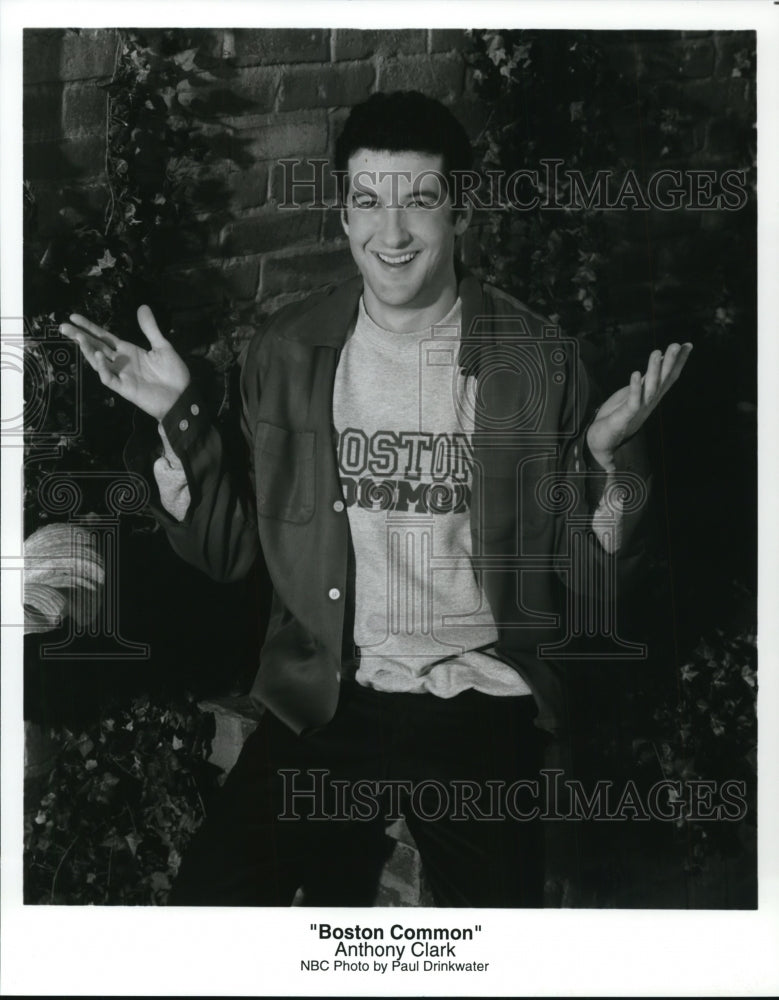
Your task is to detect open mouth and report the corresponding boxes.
[374,251,420,268]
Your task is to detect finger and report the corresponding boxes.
[656,342,693,401]
[659,343,682,381]
[68,314,120,350]
[643,349,663,403]
[60,324,118,367]
[137,305,167,349]
[627,370,642,413]
[93,350,122,391]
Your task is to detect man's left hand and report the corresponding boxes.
[586,342,693,471]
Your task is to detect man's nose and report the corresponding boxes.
[378,207,410,247]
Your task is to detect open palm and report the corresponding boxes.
[61,305,191,422]
[586,342,693,469]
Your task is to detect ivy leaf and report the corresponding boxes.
[100,832,126,850]
[150,871,171,891]
[86,250,117,277]
[125,832,142,857]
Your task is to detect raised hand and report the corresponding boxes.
[586,342,693,470]
[61,305,191,423]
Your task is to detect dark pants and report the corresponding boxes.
[170,681,544,907]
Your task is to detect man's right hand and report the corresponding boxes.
[61,305,191,423]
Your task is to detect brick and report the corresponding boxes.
[278,62,375,112]
[270,157,338,206]
[219,208,320,256]
[224,257,261,300]
[23,83,64,141]
[222,66,279,112]
[332,29,426,61]
[378,54,465,101]
[24,136,105,181]
[328,107,352,157]
[242,111,328,160]
[233,28,329,67]
[24,29,59,84]
[225,163,270,210]
[62,81,107,136]
[25,28,117,84]
[260,248,356,297]
[429,29,470,54]
[183,167,231,212]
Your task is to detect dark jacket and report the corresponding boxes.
[125,270,651,736]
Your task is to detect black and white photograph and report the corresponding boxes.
[2,1,777,995]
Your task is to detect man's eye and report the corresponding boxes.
[352,196,378,209]
[407,196,436,209]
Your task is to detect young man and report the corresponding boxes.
[62,91,691,907]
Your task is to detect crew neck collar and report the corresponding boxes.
[355,296,462,348]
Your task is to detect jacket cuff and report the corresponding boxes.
[122,384,208,530]
[160,381,211,461]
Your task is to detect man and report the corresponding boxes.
[61,91,691,907]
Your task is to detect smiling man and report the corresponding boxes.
[342,147,469,329]
[62,90,691,907]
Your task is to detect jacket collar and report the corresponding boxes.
[278,263,487,361]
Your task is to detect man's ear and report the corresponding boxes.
[340,205,350,237]
[453,201,472,237]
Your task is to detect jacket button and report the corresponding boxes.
[178,418,189,432]
[190,403,200,416]
[333,500,345,513]
[328,588,341,601]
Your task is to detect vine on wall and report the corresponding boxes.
[24,28,243,533]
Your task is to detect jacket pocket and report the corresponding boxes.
[254,421,316,524]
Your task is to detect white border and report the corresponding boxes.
[2,2,778,996]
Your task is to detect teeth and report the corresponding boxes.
[377,251,418,264]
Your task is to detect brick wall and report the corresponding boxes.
[23,28,754,360]
[23,28,481,337]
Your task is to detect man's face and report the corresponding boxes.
[341,149,470,325]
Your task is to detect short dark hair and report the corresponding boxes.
[334,90,473,203]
